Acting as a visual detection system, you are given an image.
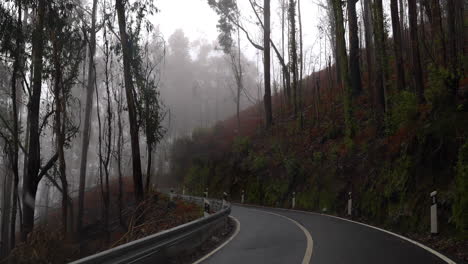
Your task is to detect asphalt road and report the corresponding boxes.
[200,205,449,264]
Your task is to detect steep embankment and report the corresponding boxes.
[170,68,468,261]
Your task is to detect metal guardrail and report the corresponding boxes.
[70,195,231,264]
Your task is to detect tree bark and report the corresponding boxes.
[10,0,23,250]
[446,0,461,98]
[372,0,388,115]
[362,0,375,106]
[116,0,144,202]
[332,0,353,139]
[22,0,46,240]
[408,0,425,103]
[298,0,304,127]
[348,0,362,96]
[289,0,298,118]
[264,0,273,127]
[77,0,97,237]
[52,32,70,237]
[390,0,406,90]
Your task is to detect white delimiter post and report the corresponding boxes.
[347,192,352,216]
[182,186,185,195]
[292,192,296,209]
[430,191,438,235]
[241,190,245,204]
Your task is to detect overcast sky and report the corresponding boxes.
[151,0,327,72]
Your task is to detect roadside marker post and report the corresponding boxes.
[347,192,352,216]
[292,192,296,209]
[241,190,245,204]
[430,191,438,235]
[182,186,185,195]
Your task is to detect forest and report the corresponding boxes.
[0,0,467,262]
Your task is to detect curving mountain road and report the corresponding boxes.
[199,205,453,264]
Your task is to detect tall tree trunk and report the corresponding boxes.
[446,0,461,98]
[362,0,375,105]
[408,0,425,103]
[298,0,304,127]
[9,0,23,250]
[116,0,144,202]
[23,0,46,240]
[264,0,273,127]
[1,162,12,258]
[115,90,124,225]
[281,0,289,104]
[372,0,388,115]
[390,0,406,90]
[77,0,97,237]
[348,0,362,96]
[289,0,298,118]
[52,33,70,237]
[146,144,152,191]
[236,27,242,131]
[327,0,341,86]
[332,0,353,139]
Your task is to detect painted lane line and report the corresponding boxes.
[249,208,313,264]
[239,203,456,264]
[322,214,457,264]
[192,216,241,264]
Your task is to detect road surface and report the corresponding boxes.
[200,205,450,264]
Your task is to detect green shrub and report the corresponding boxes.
[390,90,419,131]
[426,65,451,109]
[184,164,210,195]
[453,141,468,237]
[313,151,323,163]
[232,136,251,154]
[249,152,268,172]
[264,179,288,206]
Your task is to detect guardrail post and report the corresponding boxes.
[241,190,245,204]
[430,191,438,235]
[292,192,296,209]
[347,192,352,216]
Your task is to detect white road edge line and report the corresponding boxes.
[240,204,456,264]
[192,216,241,264]
[250,208,313,264]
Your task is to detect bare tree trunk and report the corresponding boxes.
[362,0,375,107]
[446,0,462,98]
[390,0,406,90]
[52,33,70,237]
[116,0,144,203]
[264,0,273,127]
[1,163,12,258]
[373,0,388,115]
[281,0,289,104]
[114,87,124,225]
[332,0,353,139]
[348,0,362,96]
[23,0,46,240]
[408,0,425,103]
[289,0,298,118]
[9,0,23,250]
[298,0,304,128]
[77,0,97,237]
